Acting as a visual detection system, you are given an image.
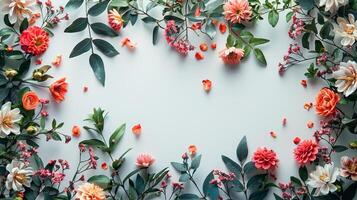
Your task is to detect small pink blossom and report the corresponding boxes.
[136,153,155,168]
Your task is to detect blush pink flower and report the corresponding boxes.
[108,9,124,32]
[340,156,357,180]
[19,26,49,56]
[293,140,319,166]
[223,0,252,24]
[252,147,279,170]
[136,153,155,168]
[219,47,244,65]
[75,182,106,200]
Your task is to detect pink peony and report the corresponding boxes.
[108,9,124,32]
[219,47,244,65]
[293,140,319,166]
[223,0,252,24]
[252,147,279,170]
[136,153,155,168]
[340,156,357,180]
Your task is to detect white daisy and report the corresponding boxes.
[2,0,36,24]
[319,0,348,13]
[333,61,357,97]
[336,14,357,46]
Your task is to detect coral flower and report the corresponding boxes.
[75,182,106,200]
[22,91,39,110]
[132,124,142,135]
[202,79,212,92]
[315,88,340,117]
[219,47,244,65]
[252,147,279,170]
[49,78,68,103]
[223,0,252,24]
[188,145,197,155]
[72,125,80,137]
[19,26,49,56]
[108,9,124,32]
[136,153,155,168]
[293,140,319,166]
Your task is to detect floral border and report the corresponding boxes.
[0,0,356,200]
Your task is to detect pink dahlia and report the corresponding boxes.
[108,9,124,32]
[252,147,279,170]
[136,153,155,168]
[293,140,319,166]
[19,26,49,56]
[223,0,252,24]
[219,47,244,65]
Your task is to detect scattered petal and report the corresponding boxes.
[304,102,313,111]
[36,59,42,65]
[121,38,137,50]
[202,79,212,92]
[270,131,277,139]
[83,86,88,93]
[101,162,108,170]
[188,145,197,155]
[282,117,287,126]
[195,52,204,60]
[132,124,142,136]
[195,7,201,17]
[293,137,301,145]
[52,55,62,67]
[307,121,314,128]
[219,23,227,33]
[211,42,217,50]
[199,43,208,51]
[300,79,307,87]
[72,125,80,137]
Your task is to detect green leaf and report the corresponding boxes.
[268,10,279,27]
[20,18,29,33]
[296,0,314,10]
[171,162,186,172]
[64,18,88,33]
[249,38,270,46]
[249,189,269,200]
[152,26,159,45]
[301,33,310,49]
[69,38,91,58]
[221,155,241,177]
[88,175,111,189]
[315,40,324,53]
[298,166,308,181]
[88,0,110,16]
[4,14,14,27]
[243,161,256,174]
[333,145,348,152]
[203,171,219,200]
[254,48,267,66]
[286,11,294,22]
[290,176,302,186]
[110,0,129,7]
[135,174,145,194]
[0,88,10,102]
[274,194,284,200]
[236,136,248,163]
[109,123,126,152]
[80,139,106,148]
[142,16,156,23]
[179,194,200,200]
[247,174,266,191]
[90,22,118,37]
[179,173,190,182]
[343,182,357,200]
[205,21,216,39]
[89,54,106,86]
[93,39,119,57]
[190,155,202,170]
[205,0,223,11]
[320,22,334,40]
[42,187,59,196]
[65,0,84,10]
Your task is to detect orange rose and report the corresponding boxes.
[22,91,39,110]
[188,145,197,155]
[49,78,68,103]
[315,88,340,117]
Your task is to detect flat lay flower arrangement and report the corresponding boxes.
[0,0,356,199]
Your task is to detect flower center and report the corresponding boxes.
[2,115,13,128]
[35,38,43,47]
[14,172,27,184]
[344,24,355,35]
[319,172,330,182]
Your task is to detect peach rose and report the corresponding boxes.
[22,91,39,110]
[315,88,340,117]
[49,78,68,103]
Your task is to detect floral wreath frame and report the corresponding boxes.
[0,0,356,199]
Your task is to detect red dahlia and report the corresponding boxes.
[20,26,49,56]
